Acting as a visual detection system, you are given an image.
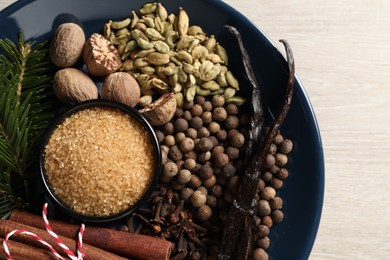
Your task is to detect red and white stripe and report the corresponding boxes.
[3,203,85,260]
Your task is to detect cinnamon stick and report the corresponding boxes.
[0,219,126,260]
[0,238,57,260]
[10,209,172,260]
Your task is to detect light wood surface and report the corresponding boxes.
[1,0,390,259]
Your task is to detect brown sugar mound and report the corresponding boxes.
[44,107,156,216]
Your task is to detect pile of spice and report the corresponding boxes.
[43,107,156,216]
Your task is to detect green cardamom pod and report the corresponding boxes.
[223,87,236,100]
[203,35,216,52]
[226,96,246,106]
[177,7,189,36]
[177,50,193,64]
[201,80,220,91]
[145,28,164,41]
[154,41,170,54]
[110,18,131,29]
[226,70,240,90]
[157,3,168,21]
[146,52,170,66]
[138,95,153,106]
[196,86,211,96]
[140,2,157,15]
[215,43,229,65]
[188,25,205,36]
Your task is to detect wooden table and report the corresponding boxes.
[1,0,390,259]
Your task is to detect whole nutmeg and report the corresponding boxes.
[83,33,121,76]
[101,72,140,107]
[139,93,177,126]
[50,23,85,68]
[53,68,98,104]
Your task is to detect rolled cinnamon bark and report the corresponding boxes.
[0,238,57,260]
[10,209,172,260]
[0,219,126,260]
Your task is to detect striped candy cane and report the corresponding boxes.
[3,203,85,260]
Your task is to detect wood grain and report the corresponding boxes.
[1,0,390,259]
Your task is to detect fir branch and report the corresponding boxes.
[0,32,55,218]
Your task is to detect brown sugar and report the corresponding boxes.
[43,107,156,216]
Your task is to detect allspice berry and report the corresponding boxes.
[212,107,228,122]
[174,118,189,132]
[261,187,276,200]
[279,139,293,154]
[195,204,213,222]
[257,200,271,217]
[191,190,207,207]
[214,153,229,168]
[179,137,195,152]
[211,95,225,107]
[198,137,214,152]
[253,248,268,260]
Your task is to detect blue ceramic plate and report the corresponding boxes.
[0,0,324,259]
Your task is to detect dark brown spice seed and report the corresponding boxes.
[225,146,240,160]
[208,122,221,134]
[271,209,284,223]
[279,138,293,154]
[277,168,289,180]
[203,175,217,188]
[257,199,271,217]
[189,116,203,129]
[224,116,240,130]
[198,165,214,179]
[163,122,174,135]
[271,177,284,189]
[215,129,227,141]
[262,215,273,228]
[191,104,203,117]
[201,111,213,124]
[275,153,288,166]
[269,196,283,210]
[211,95,225,108]
[273,134,284,145]
[226,103,238,115]
[261,171,273,183]
[253,248,269,260]
[256,224,270,237]
[255,236,270,250]
[212,107,228,122]
[155,130,165,144]
[202,101,213,111]
[194,95,206,105]
[213,153,229,168]
[195,204,213,222]
[181,110,192,121]
[175,118,189,132]
[197,127,210,138]
[184,100,194,110]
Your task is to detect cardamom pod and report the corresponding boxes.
[140,65,156,75]
[187,38,200,52]
[145,28,164,41]
[115,28,130,37]
[215,43,229,65]
[134,22,147,31]
[175,92,184,107]
[132,29,149,41]
[125,40,138,52]
[210,88,225,95]
[140,2,157,15]
[223,87,236,100]
[134,57,150,68]
[157,3,168,21]
[177,67,188,83]
[201,80,220,91]
[188,25,204,36]
[110,18,131,29]
[165,30,178,48]
[134,48,156,58]
[207,53,224,64]
[203,35,216,52]
[185,85,196,101]
[130,10,139,28]
[148,77,169,91]
[169,74,179,87]
[138,95,153,106]
[154,16,165,34]
[136,74,150,87]
[177,7,189,36]
[226,70,239,90]
[183,62,196,75]
[217,72,228,87]
[121,59,135,71]
[154,41,170,54]
[173,83,182,93]
[191,45,208,61]
[143,17,156,28]
[196,86,211,96]
[176,35,194,50]
[104,22,111,39]
[163,66,179,76]
[137,38,155,50]
[226,96,246,106]
[177,50,193,64]
[146,52,170,66]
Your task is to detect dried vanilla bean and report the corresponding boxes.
[218,39,295,260]
[224,25,264,165]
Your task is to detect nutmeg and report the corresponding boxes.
[53,68,98,105]
[50,23,85,68]
[83,33,121,77]
[139,93,177,126]
[101,72,140,107]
